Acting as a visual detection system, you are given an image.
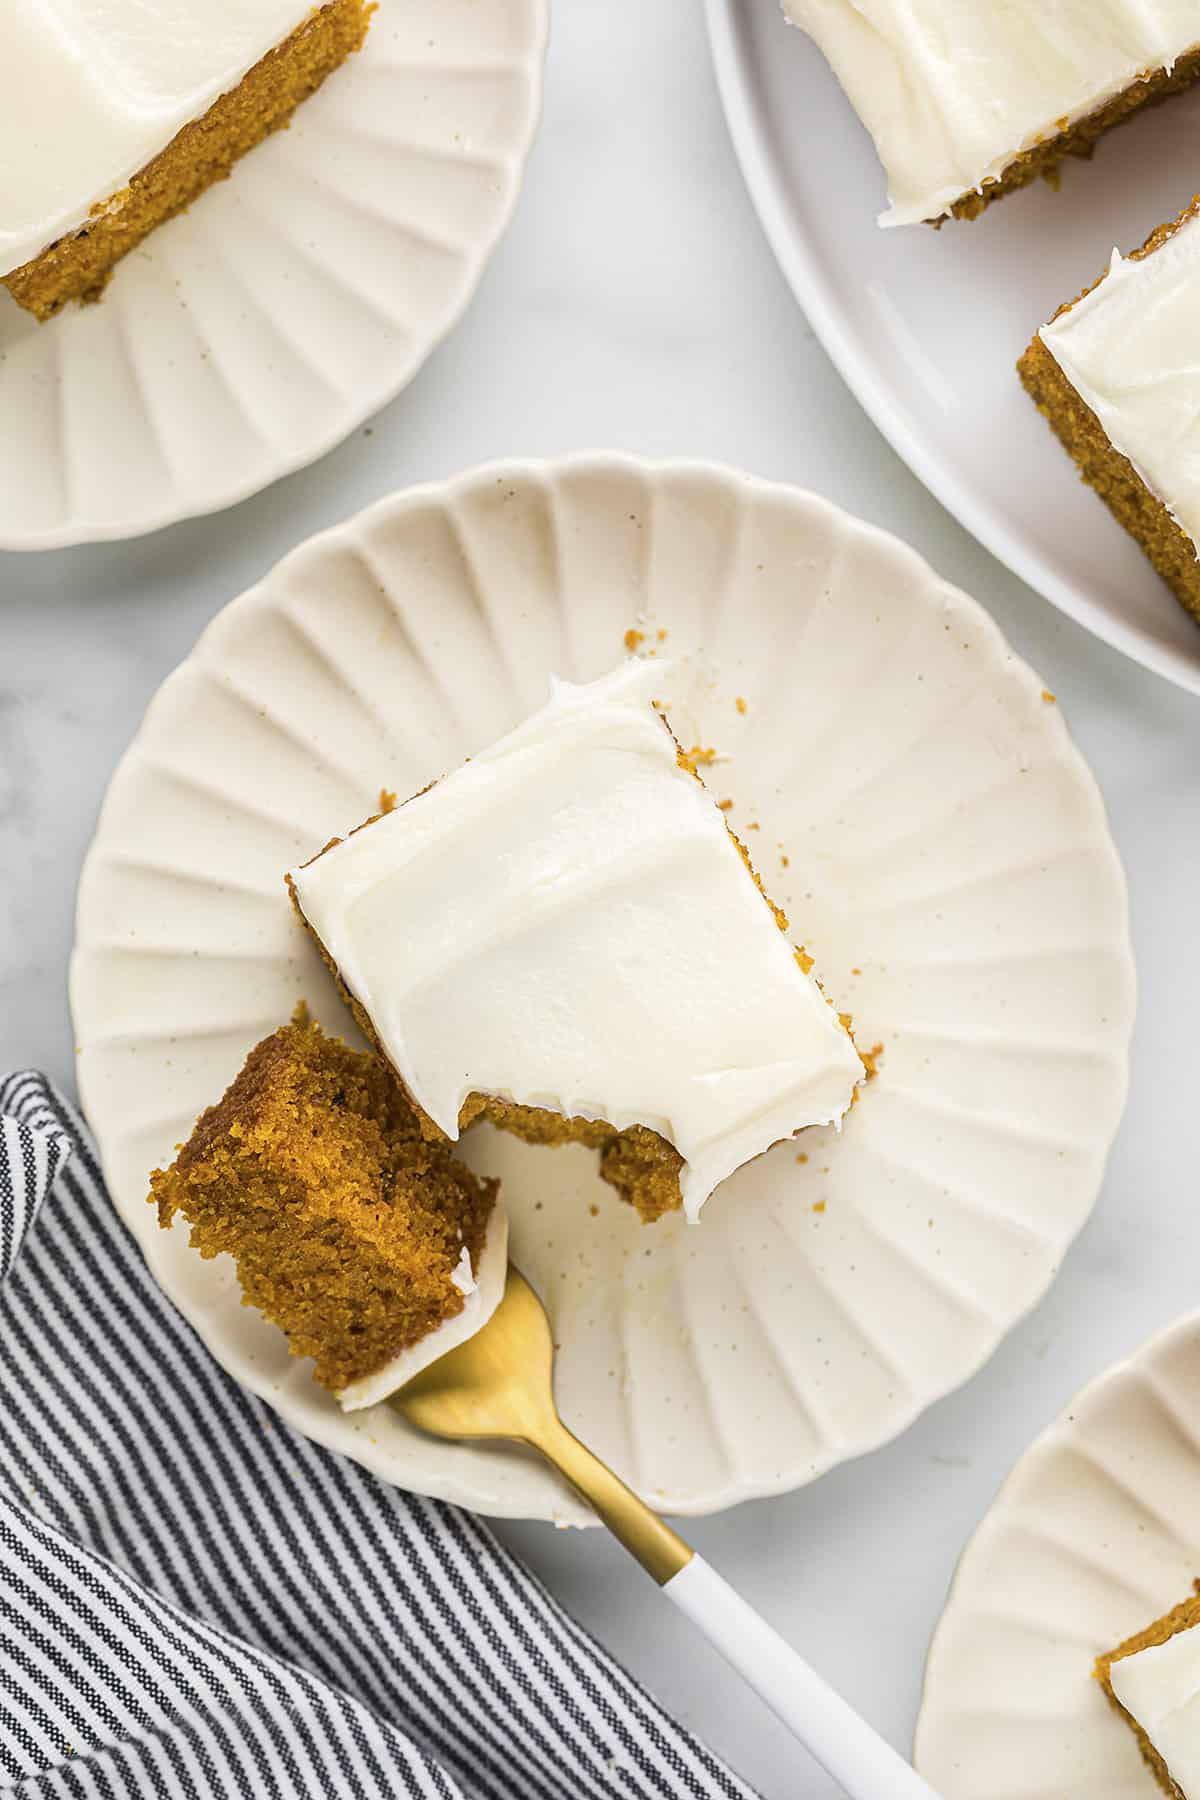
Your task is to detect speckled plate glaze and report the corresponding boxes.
[0,0,545,550]
[71,455,1135,1522]
[916,1311,1200,1798]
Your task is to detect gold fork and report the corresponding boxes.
[393,1264,939,1799]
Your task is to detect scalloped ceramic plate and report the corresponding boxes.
[0,0,545,550]
[915,1312,1200,1798]
[706,0,1200,697]
[71,455,1135,1522]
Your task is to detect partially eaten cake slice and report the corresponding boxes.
[149,1016,506,1410]
[1019,196,1200,627]
[1097,1587,1200,1798]
[2,0,371,320]
[288,661,865,1224]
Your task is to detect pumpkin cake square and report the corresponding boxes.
[1097,1587,1200,1798]
[1019,194,1200,628]
[1,0,371,321]
[781,1,1200,226]
[149,1016,506,1410]
[288,661,865,1225]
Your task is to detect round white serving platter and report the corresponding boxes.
[915,1310,1200,1798]
[0,0,546,550]
[706,0,1200,698]
[71,454,1135,1523]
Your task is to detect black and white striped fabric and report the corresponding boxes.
[0,1073,756,1800]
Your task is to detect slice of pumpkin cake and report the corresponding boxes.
[288,661,864,1224]
[1020,195,1200,627]
[2,0,371,320]
[149,1016,506,1410]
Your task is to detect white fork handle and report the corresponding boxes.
[664,1555,940,1799]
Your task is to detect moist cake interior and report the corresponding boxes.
[149,1016,497,1393]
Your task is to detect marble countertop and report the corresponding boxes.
[4,5,1200,1794]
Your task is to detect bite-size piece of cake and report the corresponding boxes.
[288,661,865,1224]
[2,0,371,321]
[1019,195,1200,627]
[149,1017,506,1410]
[1097,1587,1200,1798]
[781,1,1200,226]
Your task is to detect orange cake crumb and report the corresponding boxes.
[149,1017,497,1392]
[623,628,646,651]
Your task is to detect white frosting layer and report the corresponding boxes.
[1040,216,1200,553]
[336,1205,509,1412]
[0,0,315,278]
[781,0,1200,226]
[1110,1619,1200,1797]
[291,662,864,1223]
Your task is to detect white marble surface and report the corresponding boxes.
[3,5,1200,1795]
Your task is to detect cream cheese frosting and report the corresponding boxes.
[335,1206,509,1412]
[1040,217,1200,552]
[0,0,315,278]
[781,0,1200,226]
[1110,1622,1200,1797]
[290,662,864,1223]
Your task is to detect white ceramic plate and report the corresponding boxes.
[0,0,545,550]
[915,1311,1200,1798]
[706,0,1200,698]
[71,454,1135,1523]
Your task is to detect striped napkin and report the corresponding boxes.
[0,1072,756,1800]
